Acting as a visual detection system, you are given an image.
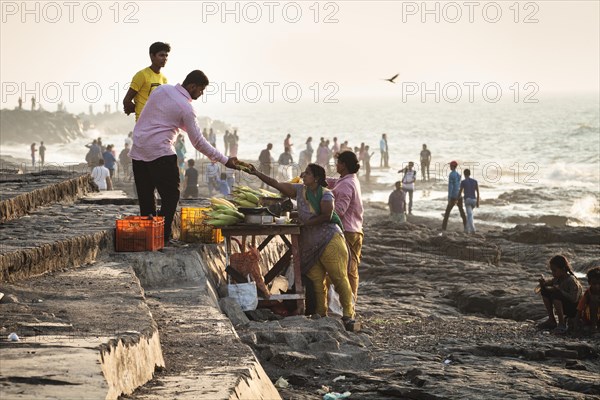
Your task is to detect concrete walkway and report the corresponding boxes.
[0,172,281,399]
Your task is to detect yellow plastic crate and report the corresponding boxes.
[180,207,224,244]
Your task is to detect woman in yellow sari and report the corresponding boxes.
[249,163,356,330]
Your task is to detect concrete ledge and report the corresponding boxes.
[0,262,165,399]
[0,231,113,282]
[122,249,281,400]
[0,173,95,222]
[101,330,165,399]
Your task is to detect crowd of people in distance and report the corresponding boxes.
[85,40,597,338]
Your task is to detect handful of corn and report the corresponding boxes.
[232,185,280,207]
[236,161,254,173]
[204,197,245,227]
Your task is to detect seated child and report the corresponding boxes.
[388,181,406,223]
[217,172,231,196]
[537,255,583,333]
[576,266,600,333]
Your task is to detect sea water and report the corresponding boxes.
[1,94,598,227]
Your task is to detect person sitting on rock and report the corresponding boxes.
[388,181,406,223]
[575,266,600,333]
[537,255,583,334]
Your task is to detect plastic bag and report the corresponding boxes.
[228,276,258,311]
[327,284,343,317]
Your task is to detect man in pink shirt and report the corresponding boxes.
[327,151,364,302]
[129,70,239,246]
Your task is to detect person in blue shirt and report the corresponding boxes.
[102,145,117,179]
[459,169,480,234]
[442,160,466,231]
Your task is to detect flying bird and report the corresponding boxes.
[384,73,399,84]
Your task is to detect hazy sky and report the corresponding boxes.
[1,1,598,113]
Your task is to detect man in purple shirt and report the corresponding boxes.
[129,70,239,246]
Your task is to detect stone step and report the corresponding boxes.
[119,249,282,400]
[0,261,164,399]
[0,201,141,282]
[0,171,95,223]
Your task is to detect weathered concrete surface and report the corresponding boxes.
[0,172,95,222]
[0,201,140,282]
[0,262,165,399]
[116,249,282,400]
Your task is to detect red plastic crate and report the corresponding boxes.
[180,207,224,244]
[115,216,164,252]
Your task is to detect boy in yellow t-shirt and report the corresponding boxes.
[123,42,170,121]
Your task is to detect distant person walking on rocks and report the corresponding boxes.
[388,181,407,222]
[39,141,46,167]
[400,161,417,214]
[85,140,102,169]
[459,169,480,234]
[441,161,466,231]
[278,146,294,180]
[129,70,239,246]
[420,144,431,181]
[537,255,583,334]
[223,130,231,155]
[379,133,389,168]
[363,146,374,182]
[182,159,199,199]
[258,143,273,188]
[103,145,117,178]
[229,130,239,157]
[30,143,37,167]
[284,133,293,153]
[91,159,112,190]
[208,128,217,148]
[119,143,132,180]
[205,160,220,196]
[305,137,314,164]
[124,131,133,147]
[31,97,36,111]
[327,151,364,304]
[123,42,170,121]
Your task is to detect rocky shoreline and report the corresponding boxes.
[231,207,600,399]
[1,169,598,399]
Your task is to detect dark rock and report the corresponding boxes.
[245,308,281,321]
[0,294,19,304]
[544,349,580,359]
[218,297,249,326]
[499,224,600,245]
[270,351,317,368]
[565,360,587,371]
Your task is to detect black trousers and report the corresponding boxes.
[132,155,180,243]
[442,197,467,231]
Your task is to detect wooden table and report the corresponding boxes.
[220,224,305,315]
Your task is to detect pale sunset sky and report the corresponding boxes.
[1,1,598,113]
